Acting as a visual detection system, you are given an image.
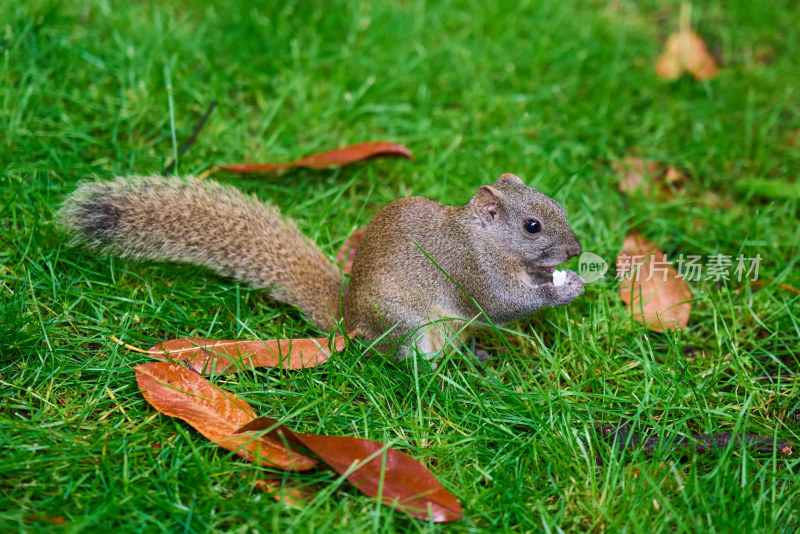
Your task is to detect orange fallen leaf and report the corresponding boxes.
[664,166,689,186]
[217,141,414,174]
[237,416,463,523]
[148,335,347,374]
[616,232,692,332]
[614,159,700,203]
[335,227,367,273]
[656,29,718,81]
[254,478,317,506]
[134,362,317,470]
[24,515,67,525]
[614,158,662,195]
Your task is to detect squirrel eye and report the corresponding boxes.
[524,219,541,234]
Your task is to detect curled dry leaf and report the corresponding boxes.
[237,416,463,523]
[613,158,731,209]
[656,29,718,81]
[335,227,367,273]
[148,335,347,375]
[616,232,691,332]
[254,478,317,507]
[664,166,688,185]
[614,158,689,199]
[614,158,662,195]
[134,362,317,470]
[219,141,414,174]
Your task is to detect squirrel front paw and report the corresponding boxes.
[542,270,584,307]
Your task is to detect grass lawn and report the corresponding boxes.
[1,0,799,531]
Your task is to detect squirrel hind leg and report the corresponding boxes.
[394,320,470,361]
[356,317,430,361]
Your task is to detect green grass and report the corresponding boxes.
[1,0,799,531]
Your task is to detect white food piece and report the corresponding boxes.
[552,269,567,287]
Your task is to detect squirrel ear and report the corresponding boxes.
[497,173,525,186]
[473,185,501,222]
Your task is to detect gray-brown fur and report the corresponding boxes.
[58,176,343,331]
[59,173,583,359]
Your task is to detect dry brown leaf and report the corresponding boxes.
[664,166,689,185]
[614,158,692,199]
[614,158,732,208]
[148,335,347,375]
[134,362,317,470]
[24,515,68,525]
[335,227,367,273]
[218,141,414,174]
[237,417,463,523]
[254,478,316,507]
[614,158,662,195]
[656,29,718,81]
[616,232,692,331]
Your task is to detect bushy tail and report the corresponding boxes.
[58,176,343,330]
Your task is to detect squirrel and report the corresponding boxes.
[58,173,584,359]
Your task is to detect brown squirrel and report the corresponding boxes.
[58,173,584,359]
